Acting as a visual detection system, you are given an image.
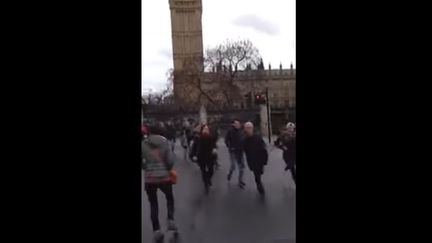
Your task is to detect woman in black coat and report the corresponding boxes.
[195,124,218,193]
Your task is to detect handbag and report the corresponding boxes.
[169,169,177,184]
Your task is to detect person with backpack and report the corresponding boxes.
[142,124,178,242]
[225,119,246,188]
[195,124,218,194]
[274,122,296,184]
[243,122,268,195]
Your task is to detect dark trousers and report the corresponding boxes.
[285,164,296,183]
[289,166,296,183]
[253,170,263,187]
[283,156,296,184]
[168,137,176,152]
[145,183,175,231]
[199,161,214,187]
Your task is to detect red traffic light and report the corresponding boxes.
[255,94,265,105]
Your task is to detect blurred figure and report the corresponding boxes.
[180,119,192,161]
[195,125,218,194]
[243,122,268,195]
[158,121,168,139]
[189,123,202,164]
[225,119,246,188]
[186,119,195,145]
[165,121,176,152]
[210,123,221,170]
[142,124,178,242]
[142,123,149,140]
[275,122,296,184]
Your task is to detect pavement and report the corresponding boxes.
[142,138,296,243]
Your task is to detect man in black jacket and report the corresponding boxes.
[243,122,268,195]
[225,119,246,188]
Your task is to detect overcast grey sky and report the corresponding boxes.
[142,0,295,94]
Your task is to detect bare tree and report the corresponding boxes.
[172,39,262,112]
[159,69,174,104]
[142,73,175,107]
[205,39,262,107]
[164,69,174,95]
[171,61,217,110]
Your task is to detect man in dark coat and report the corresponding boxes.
[243,122,268,194]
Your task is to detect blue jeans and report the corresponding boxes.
[228,151,245,183]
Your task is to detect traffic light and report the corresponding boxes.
[254,94,266,105]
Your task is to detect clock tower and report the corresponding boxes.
[169,0,204,103]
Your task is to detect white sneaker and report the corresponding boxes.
[167,219,178,231]
[153,230,164,243]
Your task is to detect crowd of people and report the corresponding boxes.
[141,118,296,242]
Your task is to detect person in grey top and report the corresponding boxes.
[142,124,177,242]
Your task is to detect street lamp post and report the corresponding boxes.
[265,87,271,143]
